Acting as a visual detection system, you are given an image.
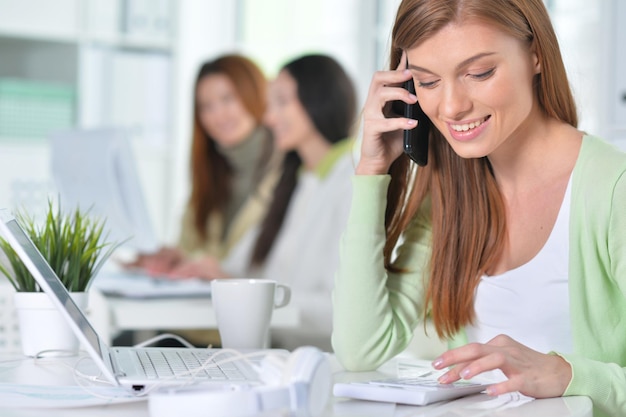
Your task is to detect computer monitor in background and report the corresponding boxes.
[49,128,158,252]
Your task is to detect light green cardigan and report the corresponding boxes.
[331,135,626,417]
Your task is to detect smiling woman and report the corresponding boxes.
[126,54,283,276]
[195,73,258,149]
[331,1,626,416]
[405,21,542,159]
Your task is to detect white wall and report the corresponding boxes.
[550,0,625,147]
[0,0,623,244]
[236,0,379,110]
[549,0,605,136]
[165,0,238,243]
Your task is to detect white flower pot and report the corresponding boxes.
[14,292,88,357]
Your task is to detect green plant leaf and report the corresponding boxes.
[0,199,123,292]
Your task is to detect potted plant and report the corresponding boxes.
[0,200,120,356]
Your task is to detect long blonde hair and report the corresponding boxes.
[385,0,578,338]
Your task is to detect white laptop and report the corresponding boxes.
[0,209,262,393]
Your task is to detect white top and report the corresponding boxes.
[465,178,573,354]
[223,152,355,346]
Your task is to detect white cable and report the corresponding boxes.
[133,348,276,397]
[33,349,79,359]
[29,352,128,401]
[71,356,136,401]
[72,355,117,386]
[61,347,281,400]
[133,332,196,349]
[33,351,115,386]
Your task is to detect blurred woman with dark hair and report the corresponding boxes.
[221,53,358,350]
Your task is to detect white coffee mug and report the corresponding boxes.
[211,279,291,349]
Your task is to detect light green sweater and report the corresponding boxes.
[332,135,626,417]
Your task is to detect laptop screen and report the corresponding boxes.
[1,214,102,357]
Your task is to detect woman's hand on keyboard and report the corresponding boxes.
[166,256,230,280]
[123,247,185,276]
[431,334,572,399]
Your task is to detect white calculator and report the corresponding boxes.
[333,377,489,406]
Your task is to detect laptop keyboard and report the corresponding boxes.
[134,349,247,380]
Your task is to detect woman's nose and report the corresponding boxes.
[263,108,275,127]
[439,82,472,120]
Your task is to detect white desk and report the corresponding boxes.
[87,271,300,344]
[96,293,298,340]
[0,352,593,417]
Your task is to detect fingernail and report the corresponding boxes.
[407,119,417,125]
[409,94,417,100]
[432,358,443,368]
[486,386,496,396]
[460,368,471,379]
[438,374,449,384]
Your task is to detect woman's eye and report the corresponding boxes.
[417,80,438,89]
[470,68,495,80]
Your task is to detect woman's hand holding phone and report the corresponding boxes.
[356,51,419,176]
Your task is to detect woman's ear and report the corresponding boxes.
[533,53,541,74]
[531,44,541,74]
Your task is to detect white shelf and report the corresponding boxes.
[0,28,77,44]
[0,0,80,40]
[82,35,173,53]
[0,0,243,244]
[0,0,176,242]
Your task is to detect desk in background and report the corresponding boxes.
[88,270,299,344]
[0,352,593,417]
[95,292,299,343]
[0,270,299,351]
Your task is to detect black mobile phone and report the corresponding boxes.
[392,79,430,166]
[400,78,429,166]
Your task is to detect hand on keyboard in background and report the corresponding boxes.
[166,256,231,281]
[121,247,185,276]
